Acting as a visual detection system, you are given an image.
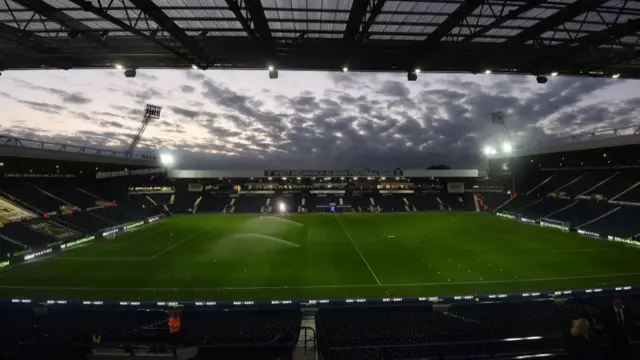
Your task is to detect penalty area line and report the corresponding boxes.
[2,271,639,292]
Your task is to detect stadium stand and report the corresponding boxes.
[2,129,640,359]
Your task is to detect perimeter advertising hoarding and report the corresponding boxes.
[265,169,402,177]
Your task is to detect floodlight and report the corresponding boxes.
[114,64,123,69]
[191,64,198,70]
[279,203,287,212]
[342,67,348,72]
[268,65,274,71]
[550,72,558,76]
[159,153,174,166]
[612,73,620,79]
[502,142,513,153]
[483,146,496,156]
[415,68,421,74]
[484,69,491,74]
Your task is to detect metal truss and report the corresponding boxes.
[506,0,610,45]
[0,0,639,77]
[0,135,121,157]
[342,0,387,67]
[127,0,209,67]
[225,0,274,64]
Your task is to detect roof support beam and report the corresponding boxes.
[0,23,52,52]
[66,0,192,64]
[529,17,640,72]
[505,0,609,45]
[225,0,275,63]
[424,0,486,46]
[128,0,207,65]
[344,0,371,42]
[461,1,546,43]
[343,0,387,68]
[11,0,109,49]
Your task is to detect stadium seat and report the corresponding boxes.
[547,200,617,228]
[180,308,301,347]
[233,196,268,213]
[579,205,640,238]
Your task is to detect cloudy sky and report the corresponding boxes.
[0,69,639,170]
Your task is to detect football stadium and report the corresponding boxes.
[2,0,640,359]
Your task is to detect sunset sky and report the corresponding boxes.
[1,69,639,169]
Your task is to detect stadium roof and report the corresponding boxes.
[1,0,639,77]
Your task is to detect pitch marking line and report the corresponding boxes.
[502,234,555,251]
[1,272,639,292]
[333,214,381,285]
[59,227,214,261]
[150,228,213,259]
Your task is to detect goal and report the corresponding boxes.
[539,217,571,232]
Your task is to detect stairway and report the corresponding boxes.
[28,183,76,208]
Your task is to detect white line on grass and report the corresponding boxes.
[502,234,555,251]
[333,215,381,285]
[1,271,639,292]
[61,257,151,261]
[150,228,213,259]
[556,248,618,252]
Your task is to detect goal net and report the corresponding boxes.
[539,217,571,232]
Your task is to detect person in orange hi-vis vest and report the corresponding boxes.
[168,314,181,337]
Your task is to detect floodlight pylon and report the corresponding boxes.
[127,104,162,159]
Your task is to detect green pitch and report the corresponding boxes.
[1,213,639,302]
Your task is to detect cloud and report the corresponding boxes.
[169,106,200,118]
[180,85,195,93]
[0,70,637,170]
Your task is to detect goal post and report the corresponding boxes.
[539,217,571,232]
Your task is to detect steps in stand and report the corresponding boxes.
[526,173,556,196]
[28,183,76,208]
[74,186,104,201]
[494,196,515,213]
[610,181,640,201]
[0,188,43,215]
[0,232,28,250]
[192,196,202,214]
[578,207,621,228]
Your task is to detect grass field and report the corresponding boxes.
[0,212,639,302]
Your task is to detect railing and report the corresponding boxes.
[298,326,317,360]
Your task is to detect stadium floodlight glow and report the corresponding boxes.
[484,69,492,74]
[191,64,198,70]
[279,203,287,213]
[483,146,497,156]
[612,73,620,79]
[114,64,123,69]
[342,67,348,72]
[551,72,558,76]
[415,68,421,74]
[268,65,274,71]
[502,142,513,153]
[159,153,174,166]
